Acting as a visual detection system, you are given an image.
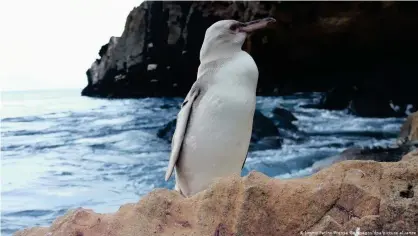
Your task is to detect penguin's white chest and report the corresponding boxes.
[175,53,258,196]
[186,86,255,156]
[176,84,256,196]
[197,85,255,140]
[187,55,258,156]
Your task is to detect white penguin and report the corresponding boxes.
[165,17,276,197]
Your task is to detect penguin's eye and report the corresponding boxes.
[229,23,239,31]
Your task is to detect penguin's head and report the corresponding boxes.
[199,17,276,62]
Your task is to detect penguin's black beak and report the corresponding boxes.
[238,17,276,33]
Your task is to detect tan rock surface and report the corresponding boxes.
[399,111,418,144]
[412,112,418,141]
[402,149,418,162]
[15,152,418,236]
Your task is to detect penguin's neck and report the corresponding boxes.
[197,50,259,93]
[199,38,244,63]
[199,48,241,64]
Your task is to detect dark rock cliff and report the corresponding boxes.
[82,1,418,115]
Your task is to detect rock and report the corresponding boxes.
[312,145,416,173]
[82,1,418,108]
[402,149,418,161]
[156,119,177,141]
[398,111,418,144]
[158,110,282,150]
[249,136,283,151]
[318,86,357,110]
[347,93,404,118]
[82,36,121,97]
[303,88,415,118]
[305,86,417,118]
[271,106,298,131]
[408,113,418,142]
[312,112,418,172]
[251,110,280,142]
[301,86,355,110]
[15,151,418,236]
[272,107,297,122]
[303,86,413,118]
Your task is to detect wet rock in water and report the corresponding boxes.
[312,144,416,173]
[156,119,177,141]
[160,104,174,109]
[272,107,297,122]
[320,87,356,110]
[306,86,357,110]
[272,106,298,131]
[249,136,282,151]
[157,109,282,150]
[251,110,280,142]
[15,151,418,236]
[303,87,412,118]
[347,93,404,118]
[302,84,417,118]
[312,112,418,172]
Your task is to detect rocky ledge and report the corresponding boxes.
[14,152,418,236]
[14,112,418,236]
[82,1,418,117]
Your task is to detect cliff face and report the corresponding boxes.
[82,1,418,109]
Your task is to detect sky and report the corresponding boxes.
[0,0,143,91]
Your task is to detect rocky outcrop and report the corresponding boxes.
[316,86,357,110]
[251,110,280,143]
[312,145,416,173]
[157,119,177,141]
[249,110,283,151]
[302,87,417,118]
[398,111,418,144]
[313,112,418,172]
[82,1,418,115]
[347,95,405,118]
[272,106,298,130]
[15,151,418,236]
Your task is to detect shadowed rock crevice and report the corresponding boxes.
[305,184,343,232]
[400,184,414,199]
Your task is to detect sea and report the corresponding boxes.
[0,89,404,235]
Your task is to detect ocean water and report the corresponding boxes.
[0,89,404,235]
